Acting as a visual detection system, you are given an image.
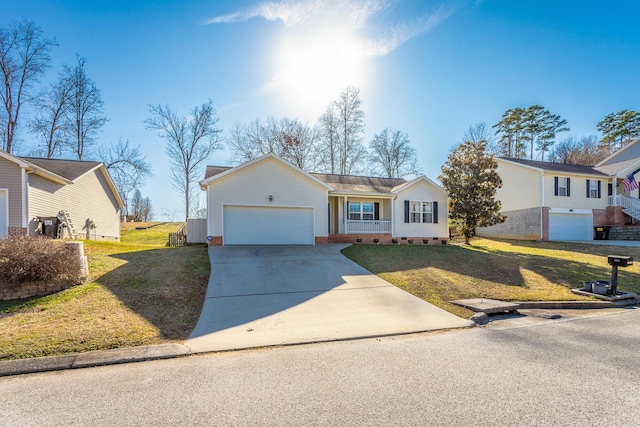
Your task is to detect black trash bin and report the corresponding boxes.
[594,226,609,240]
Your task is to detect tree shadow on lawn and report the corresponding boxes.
[93,246,209,340]
[344,240,640,294]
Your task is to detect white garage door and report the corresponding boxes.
[0,189,7,237]
[223,205,314,245]
[549,212,593,241]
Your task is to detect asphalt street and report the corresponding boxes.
[0,308,638,426]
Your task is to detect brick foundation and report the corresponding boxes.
[328,234,448,244]
[606,206,629,226]
[315,236,328,245]
[593,209,607,226]
[208,236,223,246]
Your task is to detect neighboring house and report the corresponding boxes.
[478,138,640,241]
[199,153,449,245]
[0,150,123,240]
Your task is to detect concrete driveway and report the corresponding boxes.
[186,244,472,353]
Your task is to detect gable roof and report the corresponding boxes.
[391,175,447,195]
[0,151,123,207]
[202,155,447,196]
[499,158,608,176]
[200,153,334,190]
[596,138,640,167]
[21,157,102,181]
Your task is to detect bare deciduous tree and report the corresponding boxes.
[145,100,222,220]
[368,128,421,178]
[549,135,607,165]
[226,117,317,170]
[317,86,367,175]
[0,20,56,153]
[130,189,153,222]
[99,138,152,217]
[29,70,73,157]
[61,56,107,160]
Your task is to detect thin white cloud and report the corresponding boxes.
[208,0,460,58]
[364,3,462,57]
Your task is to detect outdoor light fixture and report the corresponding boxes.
[269,195,273,202]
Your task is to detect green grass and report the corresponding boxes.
[343,238,640,318]
[120,221,183,245]
[0,222,209,360]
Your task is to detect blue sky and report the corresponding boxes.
[5,0,640,220]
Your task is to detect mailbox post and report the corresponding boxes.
[607,255,633,295]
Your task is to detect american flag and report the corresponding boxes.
[623,173,639,192]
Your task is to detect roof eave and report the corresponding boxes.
[329,190,394,198]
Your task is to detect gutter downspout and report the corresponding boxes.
[540,171,545,240]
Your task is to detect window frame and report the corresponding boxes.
[558,177,568,197]
[349,201,375,221]
[589,179,598,199]
[409,200,434,224]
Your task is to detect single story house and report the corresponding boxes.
[199,153,449,245]
[477,138,640,241]
[0,150,123,240]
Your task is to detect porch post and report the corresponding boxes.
[391,197,395,238]
[612,176,617,206]
[344,196,348,234]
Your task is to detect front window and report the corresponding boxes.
[589,180,598,198]
[410,201,434,223]
[349,202,374,220]
[558,177,568,197]
[422,202,433,223]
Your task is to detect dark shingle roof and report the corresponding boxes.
[204,165,231,180]
[310,173,406,193]
[500,158,608,176]
[21,157,101,181]
[202,165,408,194]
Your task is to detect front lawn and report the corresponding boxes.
[0,223,209,360]
[343,238,640,318]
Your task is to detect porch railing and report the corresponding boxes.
[346,220,391,234]
[608,194,640,213]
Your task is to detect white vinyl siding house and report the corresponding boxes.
[203,155,330,245]
[201,154,450,245]
[477,157,608,241]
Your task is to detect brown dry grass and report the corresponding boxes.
[343,238,640,318]
[0,223,209,360]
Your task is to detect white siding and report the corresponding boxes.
[206,157,328,239]
[495,160,542,211]
[0,157,24,229]
[543,174,607,209]
[394,180,449,238]
[28,170,121,240]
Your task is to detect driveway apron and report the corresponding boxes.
[186,244,472,353]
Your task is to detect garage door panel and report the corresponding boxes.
[549,213,592,241]
[224,206,314,245]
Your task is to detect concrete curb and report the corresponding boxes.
[1,299,637,378]
[0,344,191,378]
[516,298,639,310]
